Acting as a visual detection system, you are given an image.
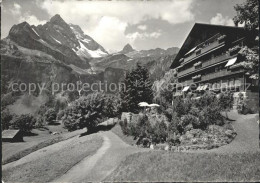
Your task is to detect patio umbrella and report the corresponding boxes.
[138,102,149,107]
[148,104,160,107]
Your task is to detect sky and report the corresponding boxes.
[1,0,246,52]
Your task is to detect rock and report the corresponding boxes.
[186,132,194,139]
[179,135,186,142]
[225,130,233,138]
[164,145,169,151]
[201,137,208,142]
[52,131,59,135]
[191,138,198,144]
[150,144,154,149]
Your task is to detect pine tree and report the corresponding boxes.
[120,63,153,113]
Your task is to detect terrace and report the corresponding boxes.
[181,33,226,65]
[178,53,236,78]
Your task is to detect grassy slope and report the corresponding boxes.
[111,124,138,146]
[2,128,86,165]
[2,133,103,182]
[106,151,260,182]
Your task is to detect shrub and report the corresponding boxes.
[1,109,14,130]
[167,132,180,147]
[179,114,200,131]
[35,115,45,128]
[237,93,252,114]
[63,92,105,132]
[10,114,36,132]
[103,95,121,118]
[198,105,225,127]
[119,119,129,135]
[172,97,192,117]
[57,110,65,120]
[218,91,234,118]
[152,121,168,143]
[44,108,57,124]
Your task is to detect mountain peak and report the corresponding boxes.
[50,14,66,24]
[120,43,135,54]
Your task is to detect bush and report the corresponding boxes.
[103,94,121,118]
[10,114,36,132]
[119,113,169,145]
[57,110,65,120]
[1,109,14,131]
[152,121,168,143]
[35,115,45,128]
[45,108,57,124]
[119,119,129,135]
[179,114,200,131]
[218,91,234,118]
[237,93,252,114]
[63,92,105,132]
[172,97,192,117]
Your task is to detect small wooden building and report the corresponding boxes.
[2,129,23,142]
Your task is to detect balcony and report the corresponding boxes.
[201,69,244,82]
[177,54,234,78]
[183,35,225,64]
[178,69,244,86]
[201,54,232,68]
[177,67,195,77]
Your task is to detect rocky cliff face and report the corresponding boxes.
[1,14,123,97]
[1,13,178,107]
[6,14,109,69]
[119,43,136,54]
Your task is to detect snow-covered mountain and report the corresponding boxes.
[69,23,108,59]
[4,14,108,69]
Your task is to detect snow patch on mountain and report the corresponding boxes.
[32,28,40,37]
[76,41,107,58]
[50,35,61,44]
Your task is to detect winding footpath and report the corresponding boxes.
[3,111,259,182]
[52,131,149,182]
[194,112,259,154]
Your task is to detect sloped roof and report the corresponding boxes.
[170,23,248,69]
[2,129,21,139]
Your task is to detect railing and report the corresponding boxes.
[201,54,231,68]
[177,67,195,77]
[183,38,225,63]
[178,54,234,78]
[201,69,244,82]
[177,79,193,86]
[178,69,244,86]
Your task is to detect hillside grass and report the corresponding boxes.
[2,128,86,165]
[111,124,138,146]
[2,134,103,182]
[106,151,260,182]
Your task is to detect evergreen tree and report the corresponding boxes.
[120,63,153,113]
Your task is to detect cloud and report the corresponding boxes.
[40,0,194,25]
[210,13,234,26]
[126,30,162,43]
[10,3,21,16]
[38,0,194,49]
[137,25,147,31]
[87,16,128,50]
[19,13,46,25]
[10,3,46,25]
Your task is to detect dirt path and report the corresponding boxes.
[194,111,259,154]
[52,131,149,182]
